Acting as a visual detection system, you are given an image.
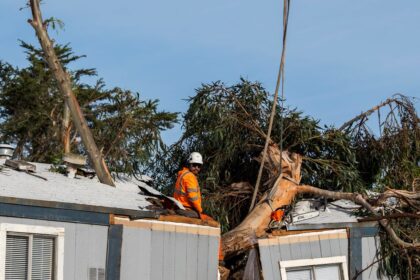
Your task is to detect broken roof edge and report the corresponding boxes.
[112,216,220,235]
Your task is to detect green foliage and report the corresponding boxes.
[182,79,270,185]
[341,95,420,278]
[378,214,420,279]
[0,42,178,174]
[345,95,420,192]
[0,41,73,162]
[44,17,65,32]
[86,86,178,175]
[156,79,366,229]
[160,79,419,278]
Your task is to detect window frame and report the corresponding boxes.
[0,223,65,280]
[279,255,349,280]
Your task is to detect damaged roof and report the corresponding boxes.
[0,159,168,216]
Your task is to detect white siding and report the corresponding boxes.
[0,216,107,280]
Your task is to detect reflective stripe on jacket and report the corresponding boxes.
[173,167,202,213]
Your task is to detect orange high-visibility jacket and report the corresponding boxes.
[173,167,202,214]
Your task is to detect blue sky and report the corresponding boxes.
[1,0,419,143]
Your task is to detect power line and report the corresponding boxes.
[249,0,290,212]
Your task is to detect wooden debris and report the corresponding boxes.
[219,266,230,280]
[112,214,220,228]
[63,153,87,166]
[5,159,36,172]
[158,214,220,228]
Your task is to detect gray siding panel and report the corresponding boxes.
[361,237,379,280]
[319,239,332,257]
[259,230,349,280]
[163,230,176,280]
[350,234,363,279]
[309,239,322,258]
[289,242,302,260]
[120,227,140,279]
[174,232,188,280]
[92,225,108,267]
[62,223,76,280]
[278,243,292,261]
[119,223,219,280]
[338,239,349,261]
[329,237,342,257]
[259,245,274,280]
[298,241,312,259]
[136,227,152,279]
[268,243,281,280]
[186,230,199,280]
[74,223,90,280]
[339,238,349,263]
[73,224,108,280]
[197,233,209,280]
[73,224,107,280]
[207,236,219,280]
[150,230,165,280]
[0,216,108,280]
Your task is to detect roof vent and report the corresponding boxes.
[0,144,14,159]
[63,153,87,178]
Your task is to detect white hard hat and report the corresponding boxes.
[188,152,203,165]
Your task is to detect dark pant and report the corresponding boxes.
[175,209,200,218]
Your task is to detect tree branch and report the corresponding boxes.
[297,185,420,249]
[339,97,398,131]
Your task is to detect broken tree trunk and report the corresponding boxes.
[222,146,302,257]
[222,144,420,259]
[28,0,114,186]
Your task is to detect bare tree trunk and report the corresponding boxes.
[28,0,114,186]
[223,149,303,258]
[62,104,71,154]
[222,175,300,258]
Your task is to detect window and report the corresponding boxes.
[0,224,64,280]
[286,264,342,280]
[279,256,348,280]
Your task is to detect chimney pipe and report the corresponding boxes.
[0,144,14,160]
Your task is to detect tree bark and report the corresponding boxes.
[28,0,114,186]
[62,104,71,154]
[222,149,303,258]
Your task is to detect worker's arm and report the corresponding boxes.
[183,174,203,214]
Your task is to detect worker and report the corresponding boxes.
[173,152,204,219]
[173,152,225,261]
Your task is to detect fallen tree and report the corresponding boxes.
[222,144,420,259]
[222,147,420,257]
[158,79,418,278]
[157,86,419,278]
